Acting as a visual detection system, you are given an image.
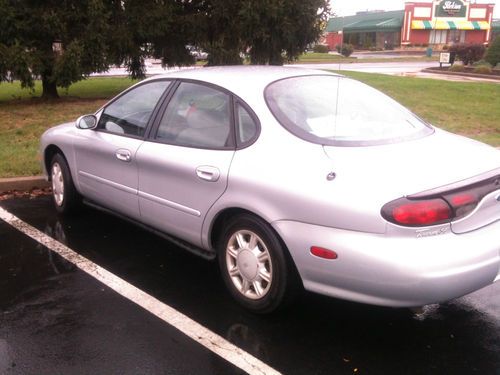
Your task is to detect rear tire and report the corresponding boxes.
[218,214,299,313]
[50,153,80,214]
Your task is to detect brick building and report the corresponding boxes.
[326,1,497,50]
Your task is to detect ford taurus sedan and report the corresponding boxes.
[40,66,500,313]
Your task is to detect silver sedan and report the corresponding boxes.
[40,66,500,313]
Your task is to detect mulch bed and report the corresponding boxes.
[0,187,52,201]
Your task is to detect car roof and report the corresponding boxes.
[148,65,342,99]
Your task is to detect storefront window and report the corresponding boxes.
[449,30,465,44]
[429,30,447,44]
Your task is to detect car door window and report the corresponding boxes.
[155,82,232,149]
[235,102,259,146]
[98,80,171,137]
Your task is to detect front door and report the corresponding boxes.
[74,80,172,219]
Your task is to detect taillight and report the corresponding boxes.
[382,198,451,226]
[446,192,479,218]
[382,173,499,227]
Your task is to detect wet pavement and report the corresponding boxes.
[1,196,499,374]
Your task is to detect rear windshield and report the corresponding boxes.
[265,75,433,146]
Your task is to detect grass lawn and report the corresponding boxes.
[0,74,498,178]
[0,78,137,177]
[294,52,438,64]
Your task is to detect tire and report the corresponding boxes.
[218,214,299,313]
[50,153,80,214]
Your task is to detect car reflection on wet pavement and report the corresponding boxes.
[1,195,499,374]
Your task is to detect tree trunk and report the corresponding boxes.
[41,77,59,99]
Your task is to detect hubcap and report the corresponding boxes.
[51,162,64,207]
[226,230,272,300]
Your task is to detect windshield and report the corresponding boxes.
[265,75,433,146]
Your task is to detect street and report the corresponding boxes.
[91,60,500,84]
[1,195,499,374]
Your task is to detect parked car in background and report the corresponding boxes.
[40,66,500,313]
[187,45,208,61]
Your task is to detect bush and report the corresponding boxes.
[449,43,486,65]
[313,44,329,53]
[338,43,354,57]
[472,60,492,67]
[449,64,465,72]
[473,65,492,74]
[485,36,500,67]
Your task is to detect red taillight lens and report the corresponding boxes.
[382,198,451,226]
[449,193,476,206]
[446,192,479,218]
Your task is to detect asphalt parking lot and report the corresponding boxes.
[1,195,499,375]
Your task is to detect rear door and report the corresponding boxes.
[74,80,171,219]
[136,81,236,247]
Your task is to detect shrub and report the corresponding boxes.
[472,60,491,67]
[449,64,465,72]
[473,65,492,74]
[313,44,329,53]
[449,43,486,65]
[339,43,354,57]
[484,36,500,67]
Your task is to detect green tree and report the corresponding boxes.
[0,0,113,98]
[0,0,195,98]
[485,36,500,67]
[189,0,244,66]
[108,0,195,78]
[195,0,330,66]
[240,0,330,65]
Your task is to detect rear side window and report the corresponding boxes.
[98,80,170,137]
[265,75,433,146]
[155,82,232,149]
[235,102,258,145]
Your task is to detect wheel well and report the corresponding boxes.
[210,208,254,249]
[210,207,304,289]
[44,145,64,180]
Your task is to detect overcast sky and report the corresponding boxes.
[330,0,499,18]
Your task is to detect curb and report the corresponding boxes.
[0,176,50,193]
[422,68,500,81]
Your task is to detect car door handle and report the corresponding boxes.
[115,149,132,162]
[196,166,220,182]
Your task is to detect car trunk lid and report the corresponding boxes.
[322,130,500,232]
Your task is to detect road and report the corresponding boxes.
[1,195,499,374]
[93,61,437,76]
[92,61,499,83]
[292,61,438,74]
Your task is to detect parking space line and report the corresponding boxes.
[0,206,281,375]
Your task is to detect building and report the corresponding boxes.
[326,0,496,50]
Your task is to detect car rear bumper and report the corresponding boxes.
[272,219,500,307]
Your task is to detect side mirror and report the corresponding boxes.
[76,114,97,130]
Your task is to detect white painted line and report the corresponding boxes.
[0,206,281,375]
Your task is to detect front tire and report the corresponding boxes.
[218,214,299,313]
[50,153,80,214]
